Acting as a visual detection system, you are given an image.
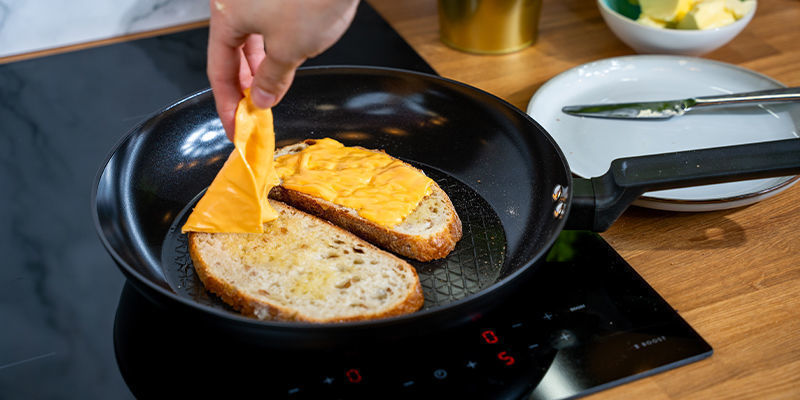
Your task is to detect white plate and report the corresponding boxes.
[527,55,800,212]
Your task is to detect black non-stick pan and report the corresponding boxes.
[93,66,800,349]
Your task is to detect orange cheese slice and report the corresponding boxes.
[181,90,279,233]
[274,138,434,227]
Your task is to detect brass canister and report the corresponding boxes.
[438,0,543,54]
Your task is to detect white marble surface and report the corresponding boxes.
[0,0,209,58]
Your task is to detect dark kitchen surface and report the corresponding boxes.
[1,2,711,399]
[0,3,430,397]
[114,231,710,399]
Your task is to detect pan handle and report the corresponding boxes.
[565,138,800,231]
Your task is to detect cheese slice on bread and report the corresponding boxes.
[181,90,280,234]
[188,200,424,322]
[182,90,459,322]
[271,139,463,262]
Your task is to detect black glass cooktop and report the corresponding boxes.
[115,231,711,399]
[0,3,709,398]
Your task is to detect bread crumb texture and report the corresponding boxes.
[189,201,422,322]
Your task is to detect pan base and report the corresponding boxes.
[160,164,507,314]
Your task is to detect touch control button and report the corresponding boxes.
[345,368,363,384]
[551,329,578,349]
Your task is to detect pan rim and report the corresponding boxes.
[91,65,572,331]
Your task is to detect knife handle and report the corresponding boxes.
[692,86,800,109]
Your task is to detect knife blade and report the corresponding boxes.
[561,87,800,120]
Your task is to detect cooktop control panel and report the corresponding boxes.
[276,232,711,398]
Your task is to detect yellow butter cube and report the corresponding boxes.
[678,0,736,29]
[725,0,755,19]
[636,14,669,28]
[638,0,695,23]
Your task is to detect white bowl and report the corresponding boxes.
[597,0,756,56]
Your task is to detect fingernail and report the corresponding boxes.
[251,87,276,109]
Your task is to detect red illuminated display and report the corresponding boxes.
[345,368,362,383]
[481,330,499,344]
[497,351,515,366]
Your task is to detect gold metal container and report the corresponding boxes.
[438,0,543,54]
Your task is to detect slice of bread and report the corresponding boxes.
[188,200,424,322]
[271,140,463,261]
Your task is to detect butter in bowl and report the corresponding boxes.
[597,0,756,55]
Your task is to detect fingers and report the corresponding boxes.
[207,0,361,136]
[237,34,266,91]
[244,0,359,109]
[207,7,248,141]
[238,51,254,91]
[242,34,266,75]
[249,51,303,109]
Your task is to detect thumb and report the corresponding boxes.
[250,53,303,109]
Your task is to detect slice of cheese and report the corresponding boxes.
[182,90,280,233]
[274,138,434,228]
[182,94,435,232]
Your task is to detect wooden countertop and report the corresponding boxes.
[368,0,800,398]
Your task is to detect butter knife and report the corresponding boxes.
[561,87,800,119]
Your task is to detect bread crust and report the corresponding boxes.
[188,201,425,323]
[271,140,463,261]
[270,185,461,261]
[186,140,460,322]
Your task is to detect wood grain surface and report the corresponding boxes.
[367,0,800,398]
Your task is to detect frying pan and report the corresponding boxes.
[93,66,800,350]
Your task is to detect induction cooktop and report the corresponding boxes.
[115,230,711,399]
[0,2,710,399]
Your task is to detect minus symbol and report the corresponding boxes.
[403,380,415,387]
[528,344,540,349]
[511,322,523,328]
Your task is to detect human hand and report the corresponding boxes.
[207,0,359,140]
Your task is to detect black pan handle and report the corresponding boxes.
[566,138,800,231]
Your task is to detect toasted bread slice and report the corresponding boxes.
[271,140,462,261]
[188,200,424,322]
